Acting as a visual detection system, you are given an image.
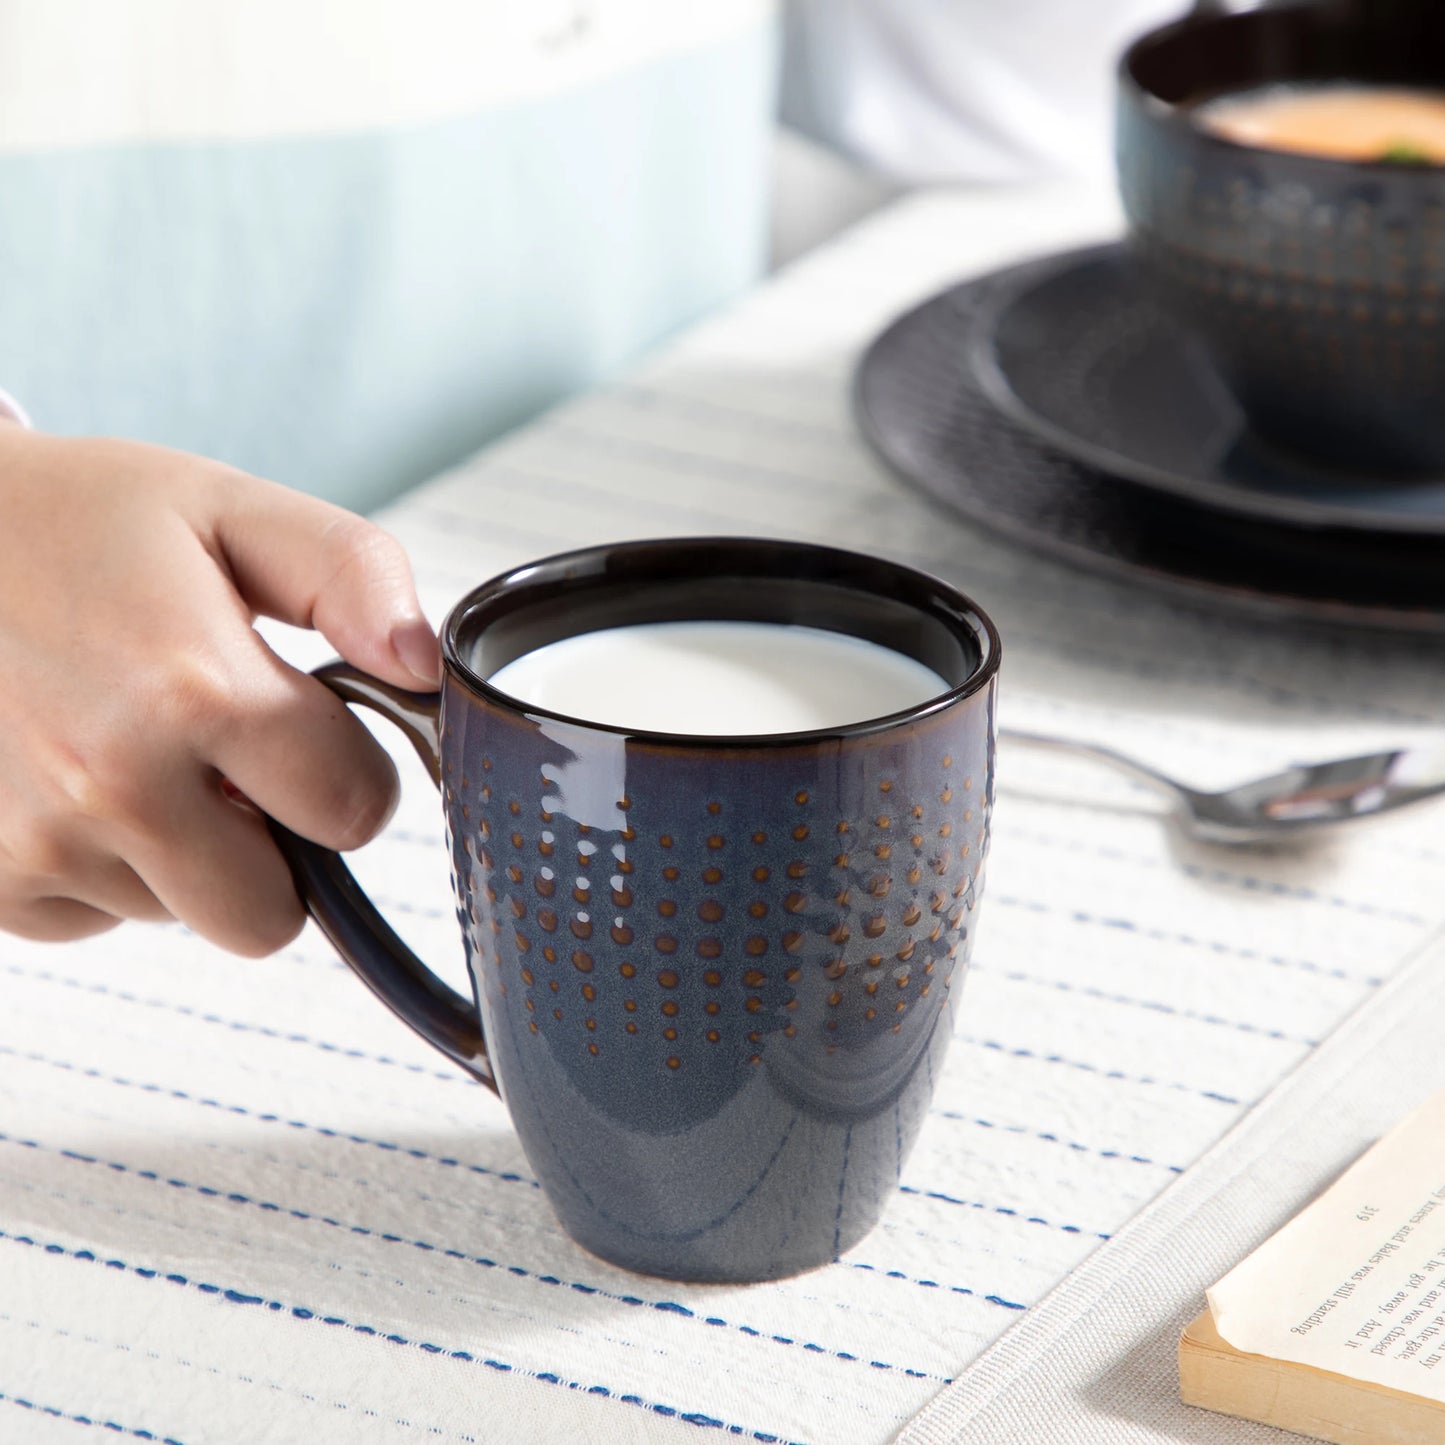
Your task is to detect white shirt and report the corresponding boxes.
[781,0,1189,183]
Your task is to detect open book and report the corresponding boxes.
[1180,1089,1445,1445]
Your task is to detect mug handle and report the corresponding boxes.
[267,661,497,1093]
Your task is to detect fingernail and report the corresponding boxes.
[392,618,442,687]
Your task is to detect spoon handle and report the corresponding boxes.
[997,727,1189,804]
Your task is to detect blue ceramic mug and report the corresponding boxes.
[273,538,1000,1281]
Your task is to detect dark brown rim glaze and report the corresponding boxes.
[1121,3,1445,176]
[440,537,1001,749]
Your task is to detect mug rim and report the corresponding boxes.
[438,536,1001,751]
[1118,6,1445,178]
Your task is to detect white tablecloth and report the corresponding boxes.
[4,182,1444,1445]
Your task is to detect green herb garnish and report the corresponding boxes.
[1381,139,1432,165]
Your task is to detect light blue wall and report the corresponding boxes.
[0,24,777,510]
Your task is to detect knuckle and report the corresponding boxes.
[0,817,71,886]
[326,515,408,587]
[157,649,238,743]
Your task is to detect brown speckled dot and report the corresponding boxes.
[834,888,851,907]
[749,1054,762,1064]
[752,831,767,845]
[902,902,922,926]
[625,1021,638,1034]
[795,790,809,805]
[699,900,724,923]
[875,815,891,829]
[525,998,535,1012]
[507,865,522,884]
[582,983,597,1001]
[549,980,561,993]
[663,866,680,882]
[863,915,886,939]
[834,853,850,869]
[697,938,722,959]
[703,969,722,987]
[619,962,636,979]
[702,866,723,885]
[535,876,555,898]
[511,832,524,849]
[656,935,678,954]
[877,844,893,860]
[572,951,594,973]
[585,1018,597,1031]
[783,1024,798,1038]
[897,940,917,962]
[828,923,850,945]
[660,834,673,848]
[508,801,521,816]
[553,1007,563,1020]
[865,980,880,996]
[964,776,972,790]
[521,967,534,985]
[611,924,634,946]
[571,918,592,940]
[942,755,952,768]
[705,1000,721,1016]
[657,900,677,918]
[529,1020,539,1034]
[753,865,770,883]
[745,997,763,1012]
[791,825,809,841]
[661,1000,679,1017]
[911,833,924,848]
[657,969,680,989]
[742,968,766,987]
[663,1028,678,1041]
[895,1001,907,1014]
[748,901,768,919]
[707,835,724,850]
[588,1042,599,1056]
[707,1029,721,1043]
[787,862,808,879]
[827,991,843,1007]
[783,931,803,953]
[510,899,526,920]
[784,967,801,983]
[784,891,806,914]
[707,801,722,815]
[745,936,768,957]
[868,875,891,898]
[514,932,531,954]
[865,1008,877,1021]
[824,960,847,981]
[667,1057,682,1070]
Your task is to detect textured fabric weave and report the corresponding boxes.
[2,183,1442,1443]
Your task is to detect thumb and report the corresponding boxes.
[211,473,441,688]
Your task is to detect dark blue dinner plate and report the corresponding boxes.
[852,252,1445,634]
[972,244,1445,537]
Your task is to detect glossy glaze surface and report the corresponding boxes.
[441,539,998,1280]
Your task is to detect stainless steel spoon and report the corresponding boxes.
[1000,728,1445,845]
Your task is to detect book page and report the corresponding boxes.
[1208,1089,1445,1402]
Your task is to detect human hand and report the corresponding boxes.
[0,424,439,954]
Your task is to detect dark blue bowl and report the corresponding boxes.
[1118,1,1445,474]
